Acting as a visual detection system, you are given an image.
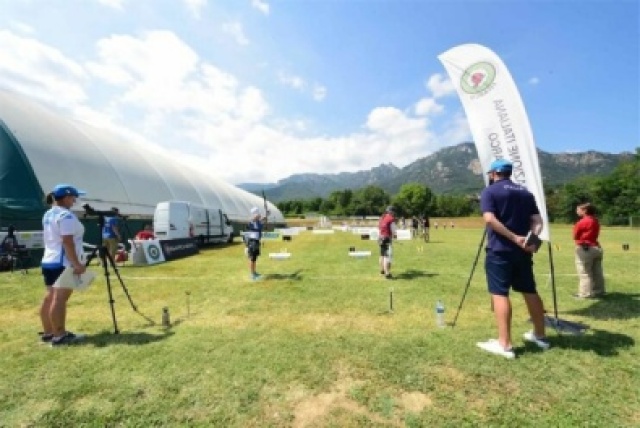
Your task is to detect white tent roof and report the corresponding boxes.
[0,89,283,223]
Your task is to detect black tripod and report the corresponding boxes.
[84,210,148,334]
[451,229,588,335]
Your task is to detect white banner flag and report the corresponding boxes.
[438,43,550,241]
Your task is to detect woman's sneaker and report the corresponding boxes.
[523,331,550,350]
[50,331,85,347]
[476,339,515,359]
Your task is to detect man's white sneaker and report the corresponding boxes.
[523,331,550,350]
[476,339,515,359]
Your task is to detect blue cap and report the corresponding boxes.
[51,184,86,199]
[487,159,513,173]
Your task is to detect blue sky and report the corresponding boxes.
[0,0,637,184]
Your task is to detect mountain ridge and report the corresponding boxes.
[239,142,634,202]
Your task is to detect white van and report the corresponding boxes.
[153,201,234,244]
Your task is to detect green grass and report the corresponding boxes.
[1,223,639,427]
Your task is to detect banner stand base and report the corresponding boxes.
[541,315,589,335]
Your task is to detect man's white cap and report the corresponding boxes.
[250,207,260,216]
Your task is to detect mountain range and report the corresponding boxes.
[239,142,634,202]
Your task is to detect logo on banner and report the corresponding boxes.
[147,244,162,261]
[461,62,496,95]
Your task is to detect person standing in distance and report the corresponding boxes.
[244,207,264,280]
[378,206,396,279]
[40,184,87,346]
[102,207,121,262]
[135,223,155,241]
[411,216,419,239]
[422,216,430,237]
[573,202,605,298]
[477,159,549,359]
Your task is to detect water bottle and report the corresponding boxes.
[435,300,445,328]
[162,307,171,327]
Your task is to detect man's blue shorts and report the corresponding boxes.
[485,250,537,296]
[246,239,261,262]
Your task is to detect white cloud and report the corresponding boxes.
[10,21,34,34]
[0,30,88,109]
[222,21,249,45]
[278,72,326,102]
[0,29,463,185]
[440,111,471,145]
[366,107,425,136]
[529,77,540,85]
[238,86,269,123]
[278,72,305,90]
[312,84,327,101]
[89,31,200,111]
[97,0,125,10]
[183,0,207,19]
[414,97,443,116]
[426,73,455,98]
[252,0,270,15]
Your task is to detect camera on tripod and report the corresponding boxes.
[82,204,120,218]
[81,203,146,333]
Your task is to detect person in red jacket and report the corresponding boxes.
[378,206,396,279]
[573,202,605,298]
[135,224,155,240]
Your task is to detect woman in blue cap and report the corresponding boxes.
[40,184,87,346]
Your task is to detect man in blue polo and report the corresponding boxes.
[477,159,549,359]
[102,208,121,262]
[244,207,264,280]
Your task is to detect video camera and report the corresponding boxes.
[82,204,120,218]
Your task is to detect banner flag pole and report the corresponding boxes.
[439,43,586,334]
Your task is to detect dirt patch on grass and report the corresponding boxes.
[399,391,432,413]
[292,378,389,428]
[292,377,432,427]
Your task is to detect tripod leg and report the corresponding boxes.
[84,245,99,267]
[547,242,560,321]
[99,246,120,334]
[452,229,487,328]
[104,248,139,312]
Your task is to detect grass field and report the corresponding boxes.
[1,221,639,427]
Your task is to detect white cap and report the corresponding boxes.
[250,207,260,216]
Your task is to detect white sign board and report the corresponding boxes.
[131,240,166,266]
[275,228,300,236]
[396,230,412,241]
[348,251,371,258]
[312,229,334,234]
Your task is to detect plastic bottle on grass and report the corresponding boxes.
[435,300,445,328]
[162,307,171,327]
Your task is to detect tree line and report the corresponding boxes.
[276,149,640,225]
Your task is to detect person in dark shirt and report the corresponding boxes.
[476,159,549,359]
[411,216,419,238]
